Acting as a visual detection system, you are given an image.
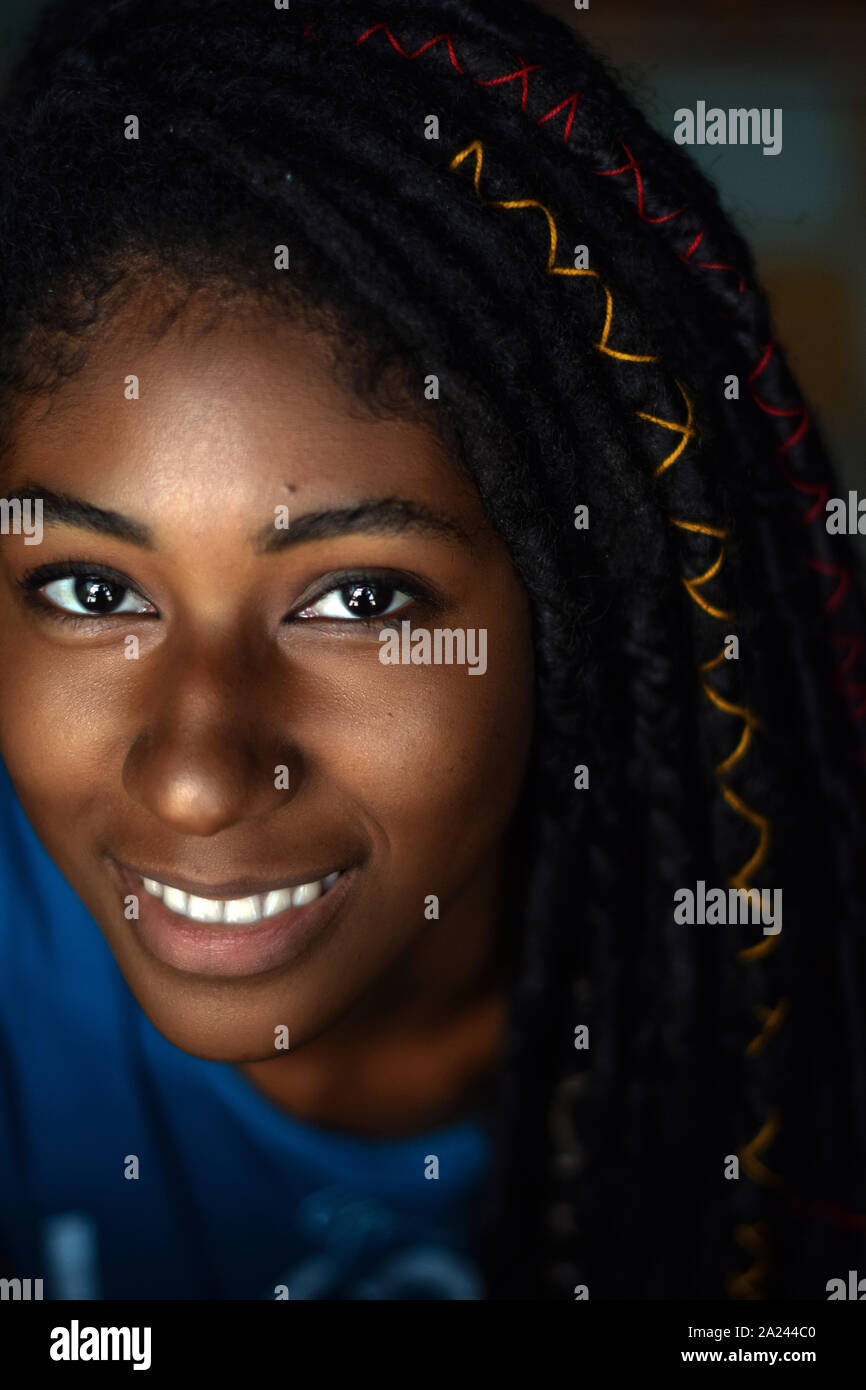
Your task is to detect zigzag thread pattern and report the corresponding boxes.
[447,138,775,921]
[352,21,866,749]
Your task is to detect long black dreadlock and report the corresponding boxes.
[1,0,864,1300]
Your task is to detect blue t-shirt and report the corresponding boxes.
[0,759,492,1300]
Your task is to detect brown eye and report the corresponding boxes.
[38,575,151,617]
[298,580,413,621]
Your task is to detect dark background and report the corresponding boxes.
[2,0,863,513]
[541,0,866,513]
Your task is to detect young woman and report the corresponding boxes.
[0,0,863,1301]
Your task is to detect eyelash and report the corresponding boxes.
[15,559,441,628]
[16,560,150,626]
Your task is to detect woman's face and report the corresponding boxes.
[0,286,534,1062]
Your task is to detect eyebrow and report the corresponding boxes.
[5,482,473,552]
[255,498,471,553]
[10,482,153,547]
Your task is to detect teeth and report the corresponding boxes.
[262,888,294,919]
[292,880,322,908]
[223,895,261,925]
[186,895,224,924]
[138,871,341,925]
[163,886,188,915]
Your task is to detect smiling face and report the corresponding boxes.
[0,281,534,1064]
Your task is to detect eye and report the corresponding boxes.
[38,574,152,617]
[296,579,415,622]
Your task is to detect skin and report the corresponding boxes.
[0,284,535,1135]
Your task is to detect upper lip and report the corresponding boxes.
[110,857,350,900]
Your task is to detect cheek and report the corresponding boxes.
[310,619,534,885]
[0,622,126,816]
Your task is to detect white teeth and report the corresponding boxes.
[223,895,261,925]
[137,871,341,924]
[163,886,188,915]
[292,880,322,908]
[186,895,224,924]
[262,888,294,919]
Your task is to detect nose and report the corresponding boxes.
[122,629,297,836]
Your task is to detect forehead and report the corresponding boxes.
[5,284,480,518]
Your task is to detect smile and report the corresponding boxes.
[109,857,357,977]
[137,871,342,925]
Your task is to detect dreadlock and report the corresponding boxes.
[1,0,864,1300]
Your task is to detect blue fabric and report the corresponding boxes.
[0,759,491,1299]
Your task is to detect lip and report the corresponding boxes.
[109,858,358,979]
